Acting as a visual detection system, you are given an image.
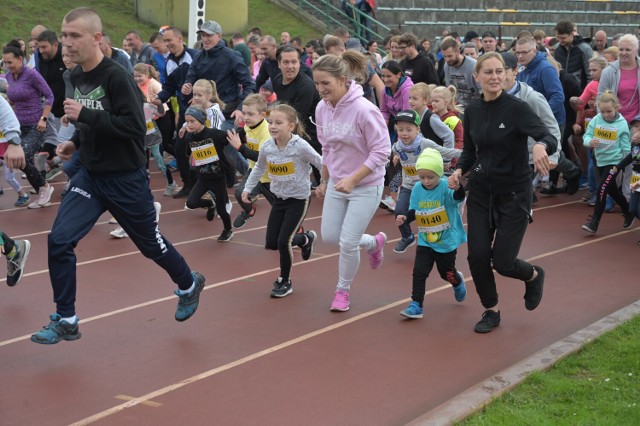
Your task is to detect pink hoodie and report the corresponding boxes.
[315,81,391,186]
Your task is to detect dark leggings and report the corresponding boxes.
[235,168,277,213]
[0,232,16,255]
[20,125,46,191]
[592,165,630,222]
[412,246,461,306]
[186,173,232,230]
[265,197,309,281]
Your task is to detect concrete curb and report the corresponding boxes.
[405,300,640,426]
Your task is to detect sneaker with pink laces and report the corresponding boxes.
[367,232,387,270]
[330,290,350,312]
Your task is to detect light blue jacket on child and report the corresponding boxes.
[583,113,630,167]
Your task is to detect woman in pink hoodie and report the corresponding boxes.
[313,54,391,312]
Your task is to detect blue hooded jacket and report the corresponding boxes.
[516,52,566,126]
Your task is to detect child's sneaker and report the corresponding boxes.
[270,277,293,298]
[367,232,387,270]
[232,204,256,229]
[14,194,29,207]
[453,271,466,302]
[379,195,396,213]
[218,229,234,242]
[174,272,206,321]
[400,301,423,319]
[330,290,350,311]
[6,239,31,287]
[163,182,178,196]
[393,235,416,253]
[110,226,129,239]
[474,310,501,333]
[45,165,64,181]
[27,185,54,209]
[300,230,317,261]
[31,314,81,344]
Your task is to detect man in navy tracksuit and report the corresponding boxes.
[31,7,206,345]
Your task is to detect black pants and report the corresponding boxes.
[466,186,535,309]
[20,125,46,191]
[265,197,309,281]
[234,168,277,213]
[186,173,232,231]
[592,165,630,222]
[411,246,461,306]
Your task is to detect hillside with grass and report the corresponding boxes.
[1,0,323,47]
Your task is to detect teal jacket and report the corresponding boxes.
[583,113,630,167]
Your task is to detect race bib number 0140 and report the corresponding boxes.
[416,206,450,233]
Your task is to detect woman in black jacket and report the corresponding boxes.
[448,52,557,334]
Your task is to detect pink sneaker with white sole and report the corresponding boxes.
[330,290,350,312]
[367,232,387,270]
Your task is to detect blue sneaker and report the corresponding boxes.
[393,235,416,253]
[605,196,614,213]
[175,272,206,322]
[453,271,466,302]
[31,314,81,344]
[14,194,29,207]
[400,301,423,319]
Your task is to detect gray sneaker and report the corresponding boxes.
[174,272,206,322]
[6,239,31,287]
[393,235,416,253]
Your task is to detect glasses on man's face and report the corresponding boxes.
[515,49,534,57]
[397,45,408,50]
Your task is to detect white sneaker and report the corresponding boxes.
[154,201,162,223]
[28,185,54,209]
[379,195,396,213]
[226,200,233,214]
[110,226,129,239]
[163,182,178,196]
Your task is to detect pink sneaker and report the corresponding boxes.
[330,290,350,312]
[367,232,387,270]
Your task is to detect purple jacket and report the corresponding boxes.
[6,66,54,126]
[380,76,414,121]
[315,81,390,187]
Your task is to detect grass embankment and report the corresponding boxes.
[460,314,640,425]
[0,0,322,47]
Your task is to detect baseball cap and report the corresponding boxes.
[463,31,480,43]
[501,51,518,69]
[395,110,421,127]
[482,31,497,40]
[198,21,222,35]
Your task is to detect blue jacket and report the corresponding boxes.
[157,46,198,115]
[185,41,256,114]
[517,52,566,126]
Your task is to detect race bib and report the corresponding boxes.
[402,163,418,178]
[267,160,295,181]
[632,171,640,192]
[190,143,219,166]
[246,138,260,152]
[593,125,617,149]
[145,119,156,135]
[416,206,451,233]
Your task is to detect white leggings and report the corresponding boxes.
[4,167,22,193]
[321,181,383,291]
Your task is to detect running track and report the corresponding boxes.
[1,171,638,425]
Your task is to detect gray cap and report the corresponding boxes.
[501,51,518,69]
[198,21,222,35]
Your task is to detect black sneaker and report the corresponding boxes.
[524,266,545,311]
[474,310,501,333]
[218,229,234,242]
[6,240,31,287]
[206,198,217,222]
[582,219,599,234]
[232,204,256,229]
[174,272,206,322]
[301,230,317,261]
[270,278,293,298]
[172,186,191,199]
[539,184,557,195]
[623,212,635,229]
